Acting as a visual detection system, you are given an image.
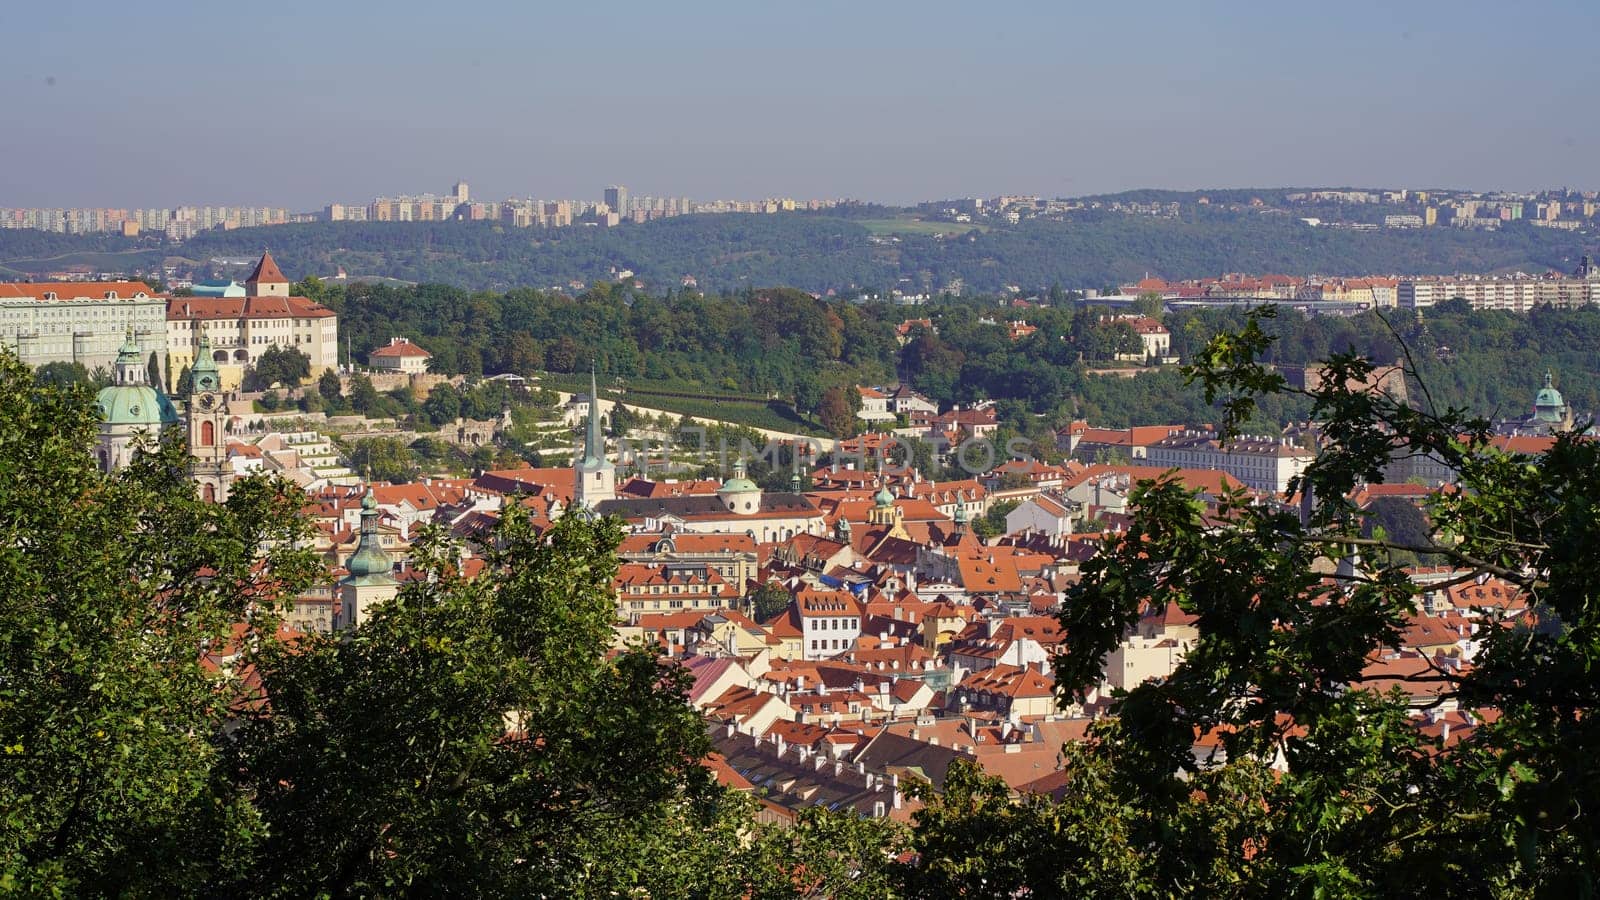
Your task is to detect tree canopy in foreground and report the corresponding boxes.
[909,309,1600,896]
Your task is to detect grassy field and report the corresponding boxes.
[856,217,990,236]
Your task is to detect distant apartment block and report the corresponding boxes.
[1398,260,1600,312]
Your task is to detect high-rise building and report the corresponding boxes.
[452,180,470,206]
[604,185,629,218]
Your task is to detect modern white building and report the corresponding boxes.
[1398,265,1600,312]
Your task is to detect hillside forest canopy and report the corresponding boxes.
[1,200,1592,294]
[305,277,1600,435]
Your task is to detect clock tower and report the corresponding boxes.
[187,336,235,502]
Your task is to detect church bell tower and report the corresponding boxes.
[187,336,235,502]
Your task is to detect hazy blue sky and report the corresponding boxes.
[6,0,1596,208]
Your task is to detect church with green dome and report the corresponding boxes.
[1533,372,1571,427]
[1499,371,1577,436]
[95,328,180,473]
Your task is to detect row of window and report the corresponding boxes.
[810,617,859,631]
[624,583,719,595]
[626,599,716,610]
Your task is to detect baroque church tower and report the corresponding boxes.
[338,488,398,629]
[95,328,179,473]
[187,335,236,502]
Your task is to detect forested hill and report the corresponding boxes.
[2,209,1592,293]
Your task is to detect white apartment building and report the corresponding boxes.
[1399,273,1600,312]
[1146,432,1314,495]
[856,386,896,423]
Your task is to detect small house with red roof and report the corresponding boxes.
[368,336,432,374]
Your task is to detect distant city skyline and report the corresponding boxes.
[5,0,1597,208]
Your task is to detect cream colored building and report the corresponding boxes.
[368,336,432,374]
[165,251,338,389]
[1103,635,1188,692]
[0,281,167,378]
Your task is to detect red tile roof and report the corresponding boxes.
[246,250,289,285]
[370,338,432,359]
[166,295,334,320]
[0,281,158,301]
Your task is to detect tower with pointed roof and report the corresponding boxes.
[245,249,290,298]
[95,328,180,473]
[187,335,236,502]
[339,489,399,629]
[574,369,616,509]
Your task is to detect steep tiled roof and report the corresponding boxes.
[246,250,288,285]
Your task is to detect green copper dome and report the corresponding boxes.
[718,458,761,495]
[96,385,180,428]
[96,328,179,428]
[1534,372,1567,423]
[344,490,396,585]
[874,483,895,507]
